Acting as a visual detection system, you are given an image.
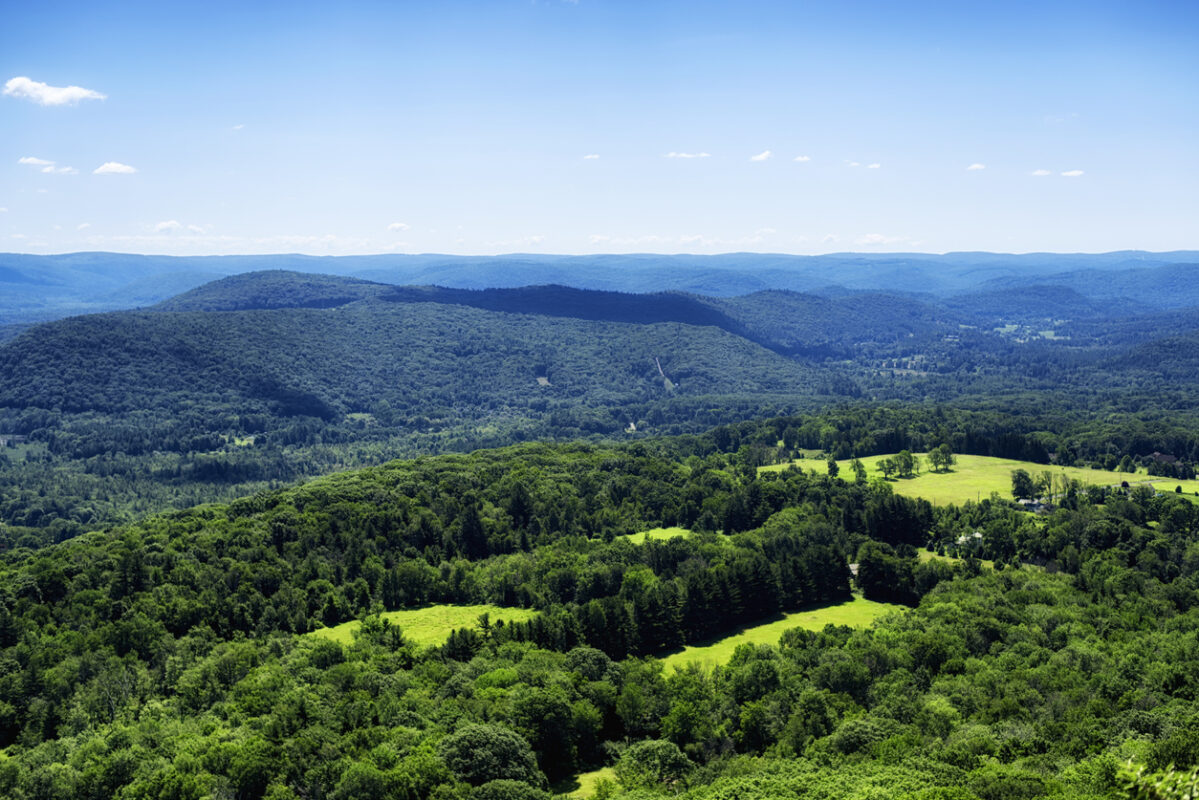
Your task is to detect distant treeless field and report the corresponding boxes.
[620,526,692,545]
[659,595,901,672]
[309,604,538,647]
[762,453,1139,506]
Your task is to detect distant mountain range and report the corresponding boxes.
[2,250,1197,325]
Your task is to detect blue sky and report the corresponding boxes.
[2,0,1196,256]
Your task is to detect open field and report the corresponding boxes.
[763,453,1137,506]
[557,766,617,799]
[1150,479,1199,496]
[309,604,538,647]
[621,526,692,545]
[659,595,902,672]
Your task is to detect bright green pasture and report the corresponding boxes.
[556,766,617,798]
[763,453,1134,506]
[621,526,692,545]
[660,595,902,672]
[1150,479,1199,497]
[309,604,537,647]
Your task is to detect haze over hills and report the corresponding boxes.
[2,250,1198,325]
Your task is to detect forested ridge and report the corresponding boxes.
[7,270,1199,542]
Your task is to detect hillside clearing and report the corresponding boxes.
[659,595,902,672]
[621,526,692,545]
[309,604,538,647]
[762,453,1137,506]
[556,766,618,798]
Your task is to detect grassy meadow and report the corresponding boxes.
[659,595,902,672]
[557,766,618,799]
[762,452,1138,506]
[620,526,692,545]
[309,603,538,647]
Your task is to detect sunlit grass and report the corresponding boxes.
[659,595,902,672]
[763,453,1139,506]
[556,766,618,798]
[621,526,692,545]
[309,603,537,647]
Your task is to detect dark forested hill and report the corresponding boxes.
[4,268,1199,538]
[153,270,391,311]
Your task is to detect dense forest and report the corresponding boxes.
[2,420,1199,798]
[5,264,1199,798]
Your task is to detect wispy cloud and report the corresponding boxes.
[967,163,986,171]
[94,162,137,174]
[665,152,710,159]
[485,234,546,248]
[387,222,410,231]
[582,154,599,160]
[857,233,907,246]
[847,161,861,168]
[867,163,881,169]
[18,156,76,174]
[1061,169,1084,177]
[750,150,772,161]
[77,222,90,230]
[0,207,8,213]
[794,155,811,162]
[1031,169,1051,176]
[232,124,244,131]
[153,220,207,234]
[3,76,106,106]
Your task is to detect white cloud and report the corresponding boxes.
[750,150,772,161]
[485,234,547,248]
[822,233,839,244]
[857,233,907,246]
[1031,169,1051,176]
[3,76,106,106]
[232,124,244,131]
[18,156,75,174]
[1061,169,1084,177]
[867,163,881,169]
[387,222,410,231]
[582,154,599,160]
[77,222,90,230]
[847,161,860,167]
[0,208,8,213]
[794,155,811,162]
[588,234,610,244]
[967,163,986,170]
[94,161,137,174]
[665,152,710,159]
[154,220,182,233]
